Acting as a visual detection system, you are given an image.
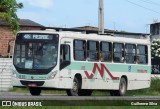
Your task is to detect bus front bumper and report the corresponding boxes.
[12,77,59,88]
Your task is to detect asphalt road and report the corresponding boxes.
[0,92,160,100]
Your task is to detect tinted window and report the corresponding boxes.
[125,44,136,64]
[100,42,112,62]
[137,45,148,64]
[74,40,86,61]
[113,43,124,63]
[87,41,99,61]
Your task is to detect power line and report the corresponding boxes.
[125,0,160,15]
[139,0,160,6]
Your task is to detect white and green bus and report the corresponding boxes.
[12,30,151,96]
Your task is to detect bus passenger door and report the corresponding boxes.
[59,38,73,88]
[60,44,70,70]
[59,38,72,71]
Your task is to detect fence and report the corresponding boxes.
[0,58,12,91]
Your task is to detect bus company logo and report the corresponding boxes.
[2,101,11,106]
[84,63,119,80]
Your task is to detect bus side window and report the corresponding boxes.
[87,41,99,61]
[113,43,124,63]
[100,42,112,62]
[74,40,86,61]
[137,45,148,64]
[125,44,136,64]
[60,44,71,70]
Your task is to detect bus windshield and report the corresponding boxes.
[13,33,59,70]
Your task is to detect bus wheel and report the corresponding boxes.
[66,77,80,96]
[79,90,93,96]
[29,87,41,96]
[110,77,127,96]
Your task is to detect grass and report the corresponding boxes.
[9,87,111,96]
[126,79,160,96]
[9,87,66,94]
[8,79,160,96]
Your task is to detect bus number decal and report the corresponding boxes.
[84,63,119,80]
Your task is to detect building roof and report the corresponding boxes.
[74,26,149,35]
[0,19,44,27]
[43,26,149,36]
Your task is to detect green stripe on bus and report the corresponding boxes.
[65,62,151,74]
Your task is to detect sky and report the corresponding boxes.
[16,0,160,33]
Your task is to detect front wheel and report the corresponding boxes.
[110,77,127,96]
[29,87,41,96]
[66,77,80,96]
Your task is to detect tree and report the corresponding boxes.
[151,39,160,59]
[0,0,23,34]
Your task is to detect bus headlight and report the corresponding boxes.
[12,69,17,78]
[48,70,58,80]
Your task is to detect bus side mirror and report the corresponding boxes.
[7,44,10,53]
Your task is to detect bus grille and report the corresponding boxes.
[20,80,44,86]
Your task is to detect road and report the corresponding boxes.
[0,92,160,100]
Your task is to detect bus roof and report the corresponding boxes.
[17,30,150,45]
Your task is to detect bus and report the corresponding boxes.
[11,30,151,96]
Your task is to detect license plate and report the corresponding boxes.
[28,83,37,87]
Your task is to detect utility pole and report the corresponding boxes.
[98,0,104,34]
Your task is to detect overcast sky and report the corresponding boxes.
[16,0,160,33]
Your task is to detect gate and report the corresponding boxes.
[0,58,12,91]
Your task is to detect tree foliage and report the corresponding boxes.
[151,39,160,59]
[0,0,23,34]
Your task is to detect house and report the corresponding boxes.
[150,22,160,41]
[44,26,149,39]
[0,19,44,57]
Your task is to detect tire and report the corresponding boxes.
[79,90,93,96]
[29,87,41,96]
[110,77,127,96]
[66,77,80,96]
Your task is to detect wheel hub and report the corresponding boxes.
[72,82,78,92]
[120,81,125,93]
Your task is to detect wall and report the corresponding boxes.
[0,58,12,91]
[0,26,14,57]
[0,26,42,57]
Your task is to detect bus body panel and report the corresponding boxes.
[58,62,151,90]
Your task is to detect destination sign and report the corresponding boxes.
[23,34,53,40]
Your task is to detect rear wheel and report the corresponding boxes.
[66,77,80,96]
[29,87,41,96]
[110,77,127,96]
